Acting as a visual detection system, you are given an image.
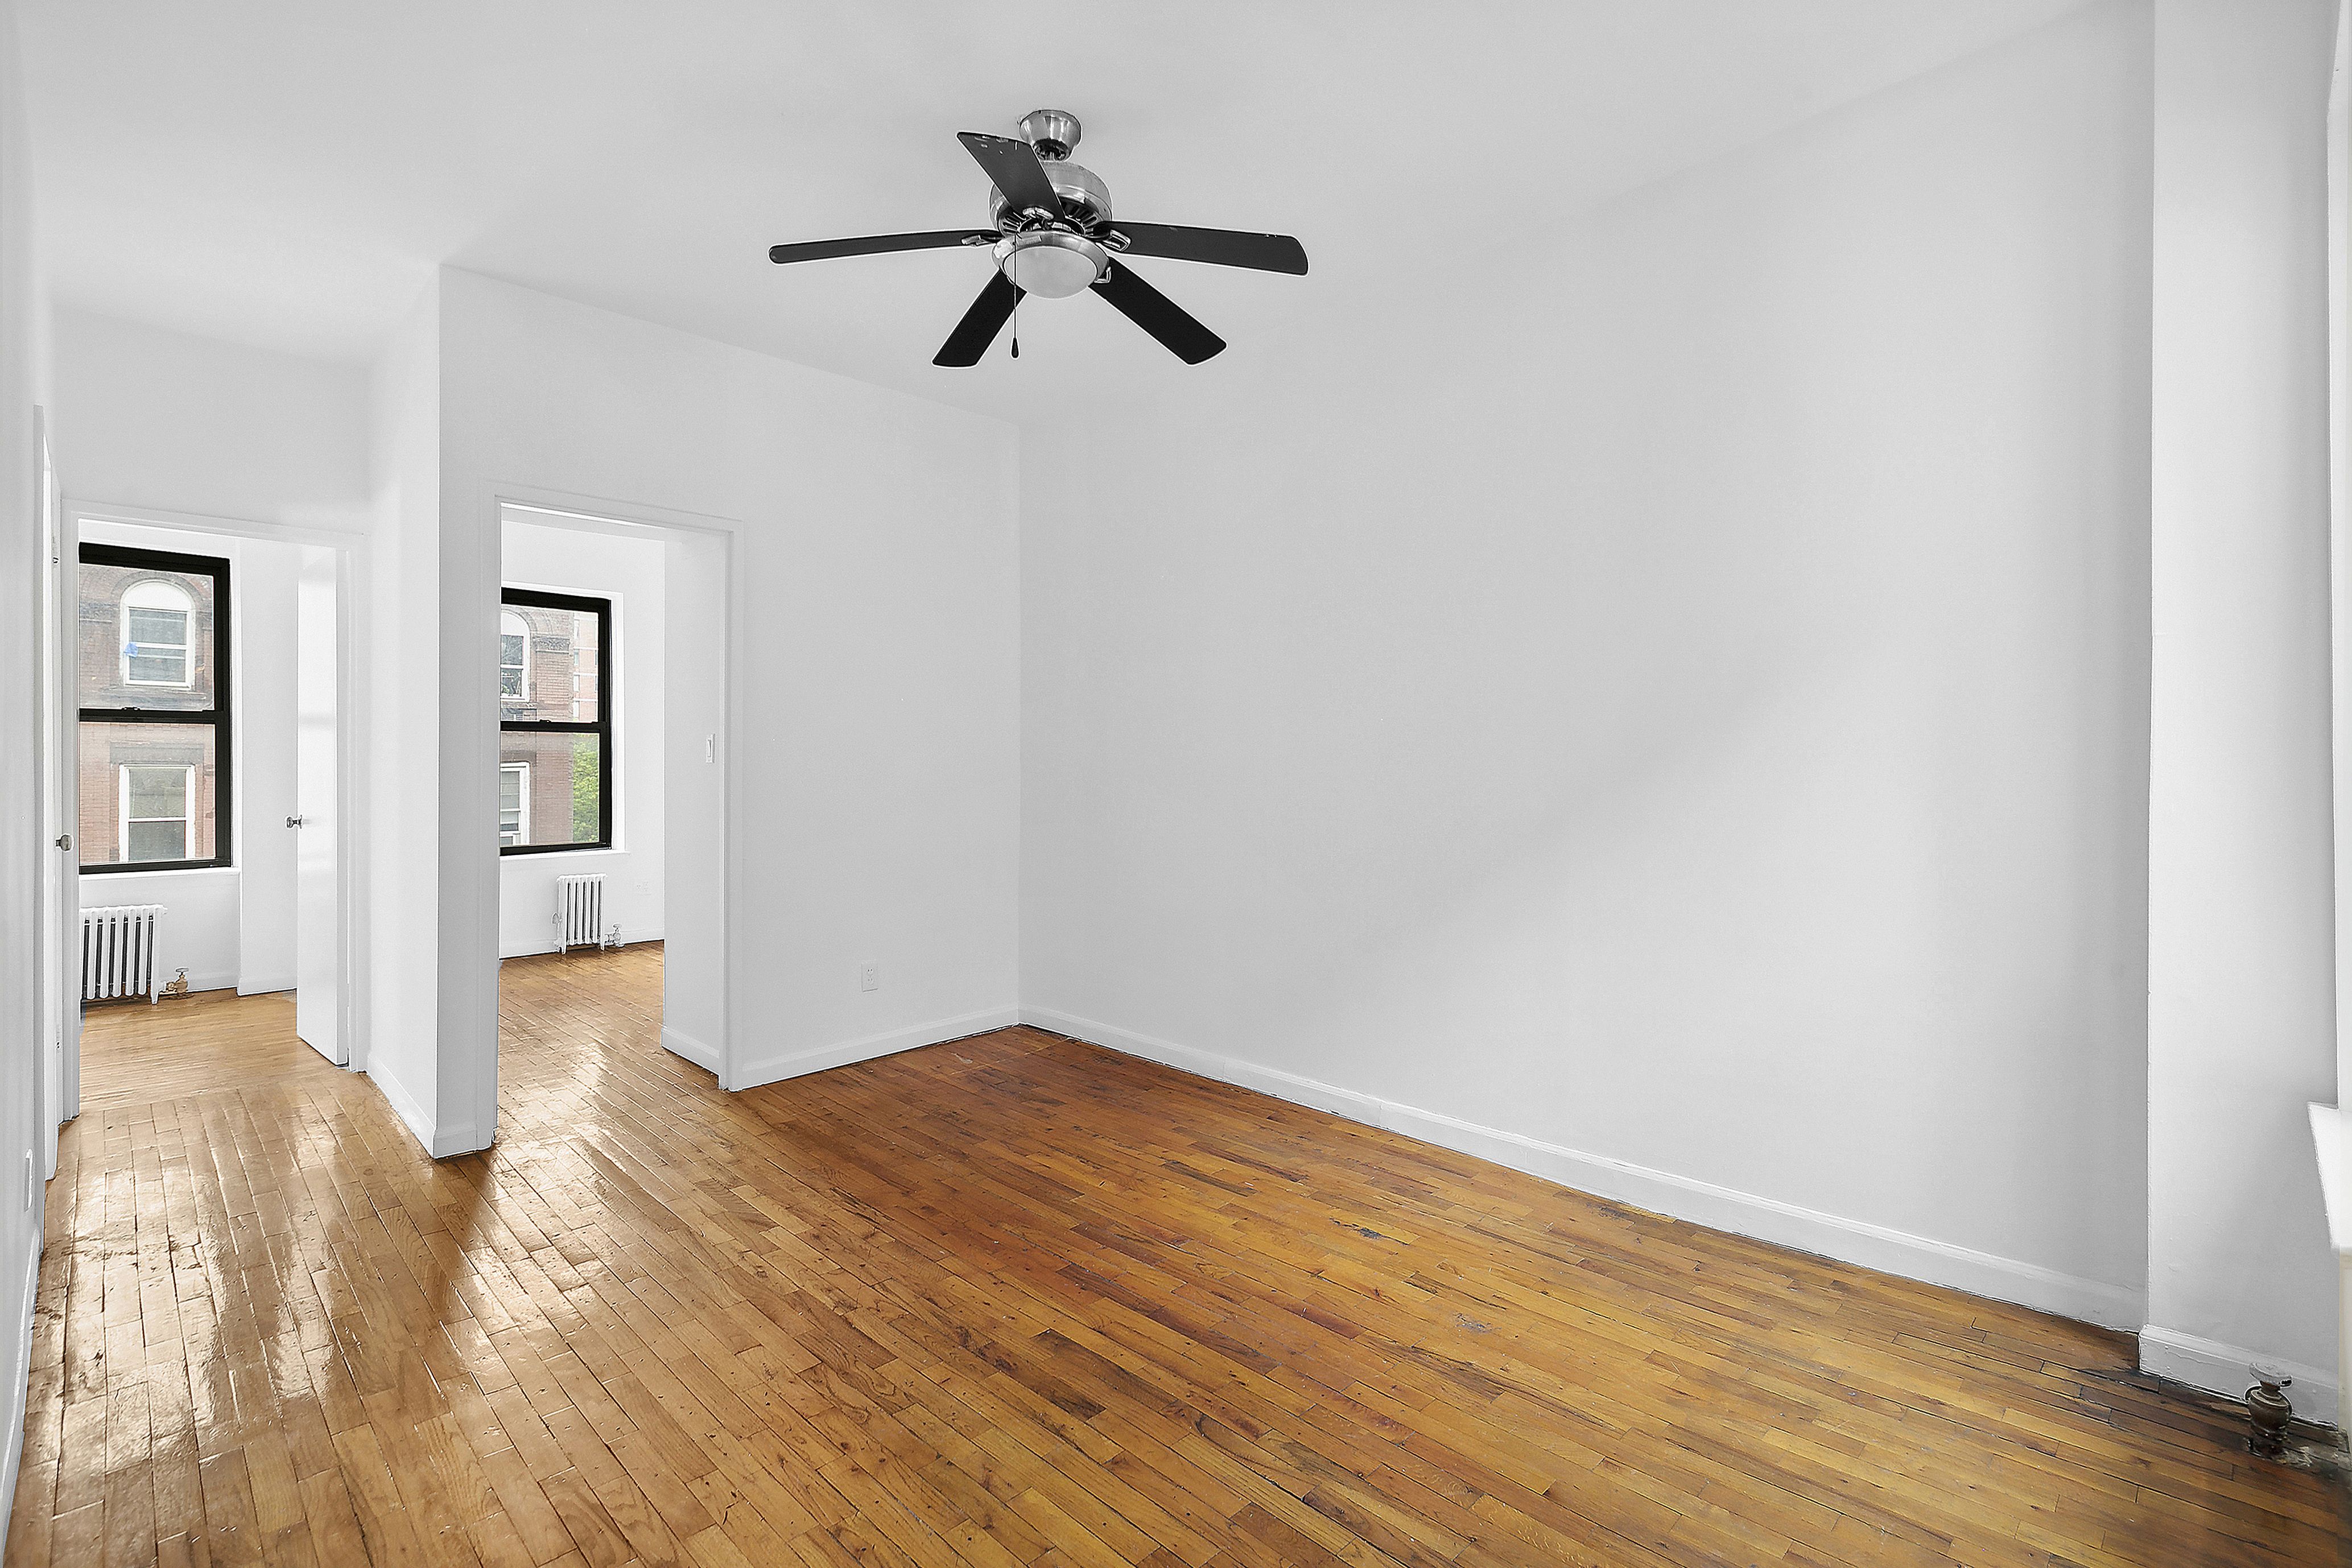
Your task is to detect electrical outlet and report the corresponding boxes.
[860,962,880,993]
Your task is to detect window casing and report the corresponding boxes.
[498,588,612,854]
[79,543,232,873]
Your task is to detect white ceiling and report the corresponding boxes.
[20,1,2091,422]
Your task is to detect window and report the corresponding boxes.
[120,765,194,860]
[121,580,193,686]
[79,544,231,872]
[498,588,610,853]
[500,762,530,847]
[500,611,529,707]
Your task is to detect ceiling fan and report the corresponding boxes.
[768,109,1307,367]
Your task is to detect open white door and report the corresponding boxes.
[293,546,344,1064]
[40,420,76,1166]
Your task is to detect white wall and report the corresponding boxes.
[397,268,1018,1148]
[73,521,302,997]
[663,528,727,1070]
[1022,2,2153,1328]
[365,282,442,1145]
[0,0,49,1541]
[50,308,369,534]
[236,540,299,992]
[2146,0,2342,1414]
[497,517,665,956]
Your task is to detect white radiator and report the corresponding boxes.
[555,875,616,954]
[81,904,166,1004]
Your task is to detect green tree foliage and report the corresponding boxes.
[572,737,600,841]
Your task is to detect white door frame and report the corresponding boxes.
[39,414,71,1170]
[463,482,741,1147]
[62,500,369,1076]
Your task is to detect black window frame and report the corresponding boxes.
[499,587,614,856]
[79,542,234,876]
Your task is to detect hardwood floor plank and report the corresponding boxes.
[13,951,2343,1567]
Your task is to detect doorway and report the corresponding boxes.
[494,501,729,1099]
[46,505,361,1122]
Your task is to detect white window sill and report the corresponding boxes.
[80,865,238,880]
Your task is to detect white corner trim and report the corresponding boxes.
[428,1122,484,1158]
[2140,1324,2339,1427]
[1021,1005,2144,1332]
[736,1005,1021,1092]
[368,1064,435,1154]
[366,1067,480,1158]
[659,1025,720,1075]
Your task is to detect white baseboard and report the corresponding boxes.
[428,1122,483,1158]
[0,1226,38,1548]
[1021,1005,2144,1332]
[236,973,295,996]
[2139,1324,2339,1427]
[180,969,237,996]
[659,1025,720,1075]
[498,927,665,962]
[735,1005,1020,1092]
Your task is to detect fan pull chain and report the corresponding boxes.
[1010,298,1020,358]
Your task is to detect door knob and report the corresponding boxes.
[286,816,306,828]
[53,834,71,851]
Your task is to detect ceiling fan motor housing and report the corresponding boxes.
[990,159,1111,230]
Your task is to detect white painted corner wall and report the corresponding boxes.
[2146,0,2342,1424]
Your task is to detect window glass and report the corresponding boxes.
[497,732,602,848]
[504,605,601,723]
[79,721,218,866]
[80,564,216,710]
[500,612,529,705]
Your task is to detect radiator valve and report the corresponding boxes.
[159,968,191,1001]
[2247,1363,2293,1457]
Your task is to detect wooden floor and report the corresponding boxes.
[9,949,2346,1568]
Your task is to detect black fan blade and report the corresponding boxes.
[1090,259,1225,364]
[769,230,991,265]
[934,272,1025,366]
[958,132,1063,218]
[1109,222,1308,275]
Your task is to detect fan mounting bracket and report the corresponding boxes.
[1020,109,1081,160]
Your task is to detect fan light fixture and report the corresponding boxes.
[995,232,1105,299]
